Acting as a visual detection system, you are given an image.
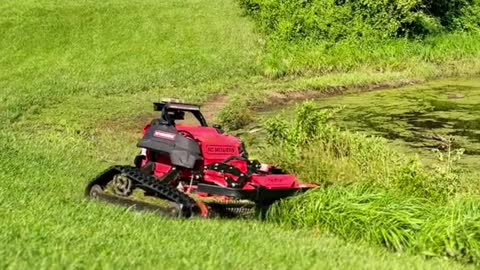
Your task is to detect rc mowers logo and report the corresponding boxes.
[206,145,236,155]
[153,130,176,140]
[267,177,287,183]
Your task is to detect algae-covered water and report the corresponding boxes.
[312,77,480,170]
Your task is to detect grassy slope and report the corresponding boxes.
[0,0,259,124]
[0,0,475,269]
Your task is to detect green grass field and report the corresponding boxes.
[1,0,480,269]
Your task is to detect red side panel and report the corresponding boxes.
[154,162,173,178]
[142,124,151,136]
[203,170,229,187]
[250,175,298,189]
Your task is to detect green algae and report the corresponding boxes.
[307,78,480,170]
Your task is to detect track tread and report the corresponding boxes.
[86,166,198,218]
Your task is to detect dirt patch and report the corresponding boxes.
[201,95,229,123]
[97,112,157,139]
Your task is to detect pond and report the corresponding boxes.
[311,77,480,170]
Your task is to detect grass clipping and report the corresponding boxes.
[261,101,480,264]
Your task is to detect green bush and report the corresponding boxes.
[238,0,480,42]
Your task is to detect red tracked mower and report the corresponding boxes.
[85,100,317,218]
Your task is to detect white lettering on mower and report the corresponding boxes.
[153,130,176,140]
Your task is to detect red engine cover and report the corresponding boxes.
[176,125,243,165]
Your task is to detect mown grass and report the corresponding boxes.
[0,0,260,124]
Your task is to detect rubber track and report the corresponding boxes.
[87,166,198,218]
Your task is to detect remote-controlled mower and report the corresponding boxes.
[85,100,317,218]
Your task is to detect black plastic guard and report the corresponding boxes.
[137,124,201,169]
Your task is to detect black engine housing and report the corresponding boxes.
[137,124,201,169]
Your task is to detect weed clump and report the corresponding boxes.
[267,185,429,252]
[415,197,480,263]
[268,186,480,264]
[216,96,254,131]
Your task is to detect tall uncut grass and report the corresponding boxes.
[268,186,429,252]
[261,102,480,264]
[236,0,480,78]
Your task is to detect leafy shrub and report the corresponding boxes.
[455,0,480,31]
[237,0,480,42]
